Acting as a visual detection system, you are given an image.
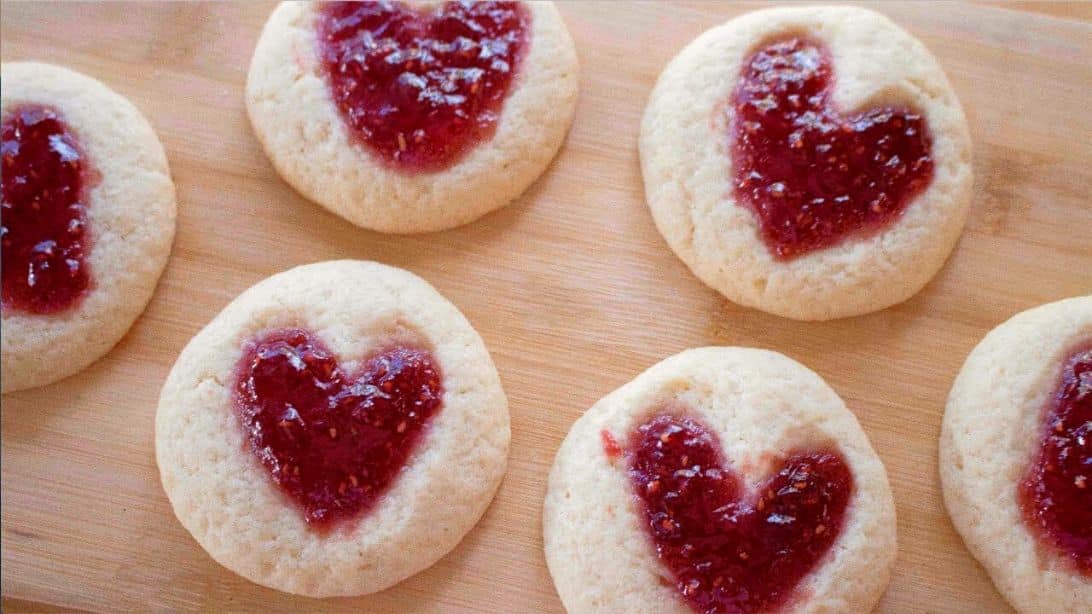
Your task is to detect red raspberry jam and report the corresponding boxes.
[1,105,92,313]
[317,0,529,172]
[234,328,443,527]
[731,38,934,259]
[601,429,622,460]
[625,414,852,613]
[1019,344,1092,575]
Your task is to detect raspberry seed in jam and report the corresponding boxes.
[1019,345,1092,575]
[623,413,852,613]
[234,328,443,527]
[2,105,92,314]
[317,0,529,172]
[731,38,934,259]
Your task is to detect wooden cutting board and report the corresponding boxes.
[2,2,1089,612]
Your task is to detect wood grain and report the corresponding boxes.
[2,2,1089,612]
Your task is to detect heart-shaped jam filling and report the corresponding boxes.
[731,38,934,259]
[234,328,443,527]
[317,0,529,172]
[1019,344,1092,575]
[617,413,852,613]
[1,105,92,314]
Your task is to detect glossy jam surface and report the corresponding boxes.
[1019,345,1092,575]
[1,105,91,313]
[731,38,934,259]
[234,329,443,527]
[626,414,852,613]
[317,0,529,172]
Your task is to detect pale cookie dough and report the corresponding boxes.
[156,260,509,597]
[544,347,896,613]
[940,295,1092,613]
[1,62,176,393]
[246,1,579,233]
[640,6,972,320]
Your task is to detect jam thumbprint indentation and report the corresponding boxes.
[625,413,852,613]
[1019,344,1092,575]
[731,37,934,259]
[2,105,92,314]
[234,328,443,527]
[317,0,529,173]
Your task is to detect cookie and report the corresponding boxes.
[940,295,1092,613]
[246,1,579,234]
[639,6,972,320]
[1,62,176,393]
[544,347,896,613]
[156,260,509,597]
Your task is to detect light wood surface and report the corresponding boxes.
[2,2,1089,612]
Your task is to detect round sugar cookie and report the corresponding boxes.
[639,6,972,320]
[940,296,1092,613]
[1,62,176,393]
[156,260,510,597]
[544,347,896,613]
[246,1,579,234]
